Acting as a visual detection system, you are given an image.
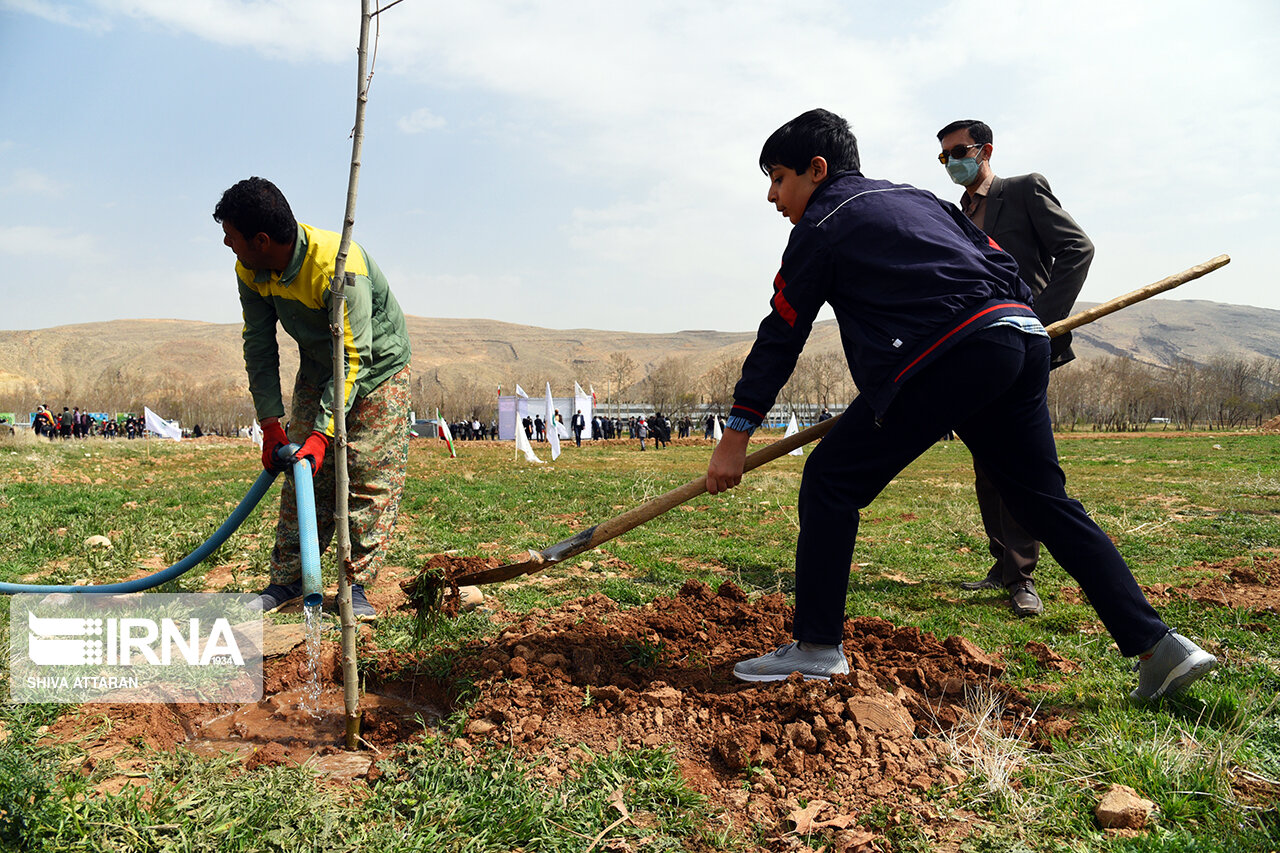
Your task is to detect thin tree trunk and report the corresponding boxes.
[329,0,373,751]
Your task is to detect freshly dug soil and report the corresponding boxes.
[44,565,1061,849]
[445,578,1046,847]
[1146,551,1280,619]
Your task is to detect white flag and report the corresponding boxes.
[143,406,182,441]
[785,413,804,456]
[544,382,561,460]
[515,384,528,398]
[515,420,544,463]
[713,414,723,443]
[250,419,263,449]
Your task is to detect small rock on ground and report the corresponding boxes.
[1096,784,1155,829]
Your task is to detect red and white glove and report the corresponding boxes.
[294,431,330,475]
[261,419,291,472]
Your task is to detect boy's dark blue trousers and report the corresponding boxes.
[794,325,1168,657]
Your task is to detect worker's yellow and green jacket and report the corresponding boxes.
[237,222,411,437]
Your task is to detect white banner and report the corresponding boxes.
[544,382,561,460]
[144,406,182,441]
[572,382,594,439]
[515,421,544,463]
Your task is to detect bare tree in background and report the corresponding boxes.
[1204,355,1262,429]
[1166,357,1210,430]
[606,352,637,415]
[701,356,740,414]
[643,355,698,418]
[809,351,848,408]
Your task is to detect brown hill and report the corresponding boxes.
[2,298,1277,416]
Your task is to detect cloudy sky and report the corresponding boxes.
[2,0,1275,334]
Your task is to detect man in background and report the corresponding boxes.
[937,119,1094,618]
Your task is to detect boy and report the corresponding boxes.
[705,109,1215,701]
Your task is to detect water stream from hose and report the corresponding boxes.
[302,602,324,713]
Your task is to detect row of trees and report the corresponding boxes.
[6,352,1279,435]
[1047,354,1280,431]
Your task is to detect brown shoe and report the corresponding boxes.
[1009,581,1044,618]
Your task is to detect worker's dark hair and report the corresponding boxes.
[759,108,860,176]
[936,120,993,146]
[212,177,297,245]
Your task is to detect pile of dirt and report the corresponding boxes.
[1147,551,1280,618]
[44,570,1056,848]
[436,579,1047,846]
[1259,414,1280,433]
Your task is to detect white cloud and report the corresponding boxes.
[1,0,111,31]
[0,225,106,264]
[3,169,68,198]
[396,107,446,135]
[90,0,353,62]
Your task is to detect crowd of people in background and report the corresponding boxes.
[446,418,499,441]
[500,411,732,450]
[22,401,742,446]
[29,405,145,440]
[514,412,715,445]
[23,405,227,440]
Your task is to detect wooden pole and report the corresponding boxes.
[455,254,1231,587]
[1044,254,1230,337]
[329,0,372,751]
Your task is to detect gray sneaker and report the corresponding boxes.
[1130,631,1217,701]
[350,584,378,623]
[733,641,850,683]
[247,580,304,614]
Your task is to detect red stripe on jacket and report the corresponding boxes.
[731,404,766,420]
[772,272,797,327]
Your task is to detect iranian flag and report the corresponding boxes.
[436,408,457,458]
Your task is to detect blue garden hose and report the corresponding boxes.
[0,445,324,601]
[290,453,324,609]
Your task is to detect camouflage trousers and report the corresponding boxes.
[271,365,411,588]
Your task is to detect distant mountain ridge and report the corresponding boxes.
[2,298,1277,401]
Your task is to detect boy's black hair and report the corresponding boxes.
[212,177,298,245]
[936,119,993,146]
[759,108,860,176]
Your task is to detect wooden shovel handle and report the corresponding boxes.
[1045,254,1230,337]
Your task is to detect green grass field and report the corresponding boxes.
[1,429,1278,851]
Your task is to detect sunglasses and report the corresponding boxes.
[938,143,983,164]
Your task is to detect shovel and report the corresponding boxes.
[455,254,1230,587]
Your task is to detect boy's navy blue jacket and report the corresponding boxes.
[730,171,1037,426]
